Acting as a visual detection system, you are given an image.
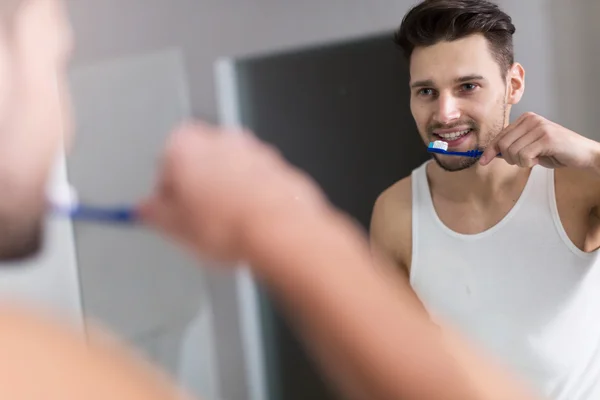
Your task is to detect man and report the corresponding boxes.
[371,0,600,399]
[0,0,541,399]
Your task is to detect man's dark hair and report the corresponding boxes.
[394,0,516,76]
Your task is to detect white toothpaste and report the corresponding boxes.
[432,140,449,151]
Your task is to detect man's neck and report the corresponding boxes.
[426,158,531,204]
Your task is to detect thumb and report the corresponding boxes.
[136,196,177,235]
[135,198,157,225]
[479,143,500,166]
[137,195,199,250]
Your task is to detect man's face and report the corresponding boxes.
[409,34,517,172]
[0,0,73,260]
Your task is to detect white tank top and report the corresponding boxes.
[410,160,600,400]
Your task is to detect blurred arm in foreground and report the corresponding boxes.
[0,122,541,400]
[139,122,542,400]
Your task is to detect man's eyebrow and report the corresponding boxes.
[455,74,485,83]
[410,79,434,89]
[410,74,486,89]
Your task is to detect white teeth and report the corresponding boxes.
[437,129,471,140]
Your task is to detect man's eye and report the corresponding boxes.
[418,88,435,96]
[461,83,478,91]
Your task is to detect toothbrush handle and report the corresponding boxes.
[427,148,502,158]
[463,150,501,157]
[57,205,138,223]
[463,151,502,158]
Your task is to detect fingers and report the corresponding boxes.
[138,119,312,262]
[479,120,516,165]
[505,127,546,167]
[136,197,173,232]
[514,139,546,168]
[479,142,499,166]
[136,158,190,244]
[137,194,200,254]
[480,113,528,165]
[480,112,544,166]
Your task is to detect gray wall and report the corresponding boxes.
[63,1,596,400]
[546,0,599,139]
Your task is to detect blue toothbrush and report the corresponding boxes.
[51,203,138,223]
[48,185,138,224]
[427,141,500,158]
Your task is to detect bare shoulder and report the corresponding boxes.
[370,176,413,274]
[0,304,186,400]
[554,167,600,252]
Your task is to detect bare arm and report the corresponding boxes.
[244,206,541,400]
[0,304,191,400]
[369,182,431,315]
[141,124,542,400]
[369,182,415,285]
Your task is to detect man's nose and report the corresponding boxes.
[434,93,461,124]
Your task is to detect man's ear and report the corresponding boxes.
[506,62,525,105]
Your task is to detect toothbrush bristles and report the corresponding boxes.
[431,140,449,151]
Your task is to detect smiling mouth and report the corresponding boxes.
[433,128,473,141]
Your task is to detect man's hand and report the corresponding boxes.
[480,112,600,171]
[138,122,328,262]
[136,122,542,400]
